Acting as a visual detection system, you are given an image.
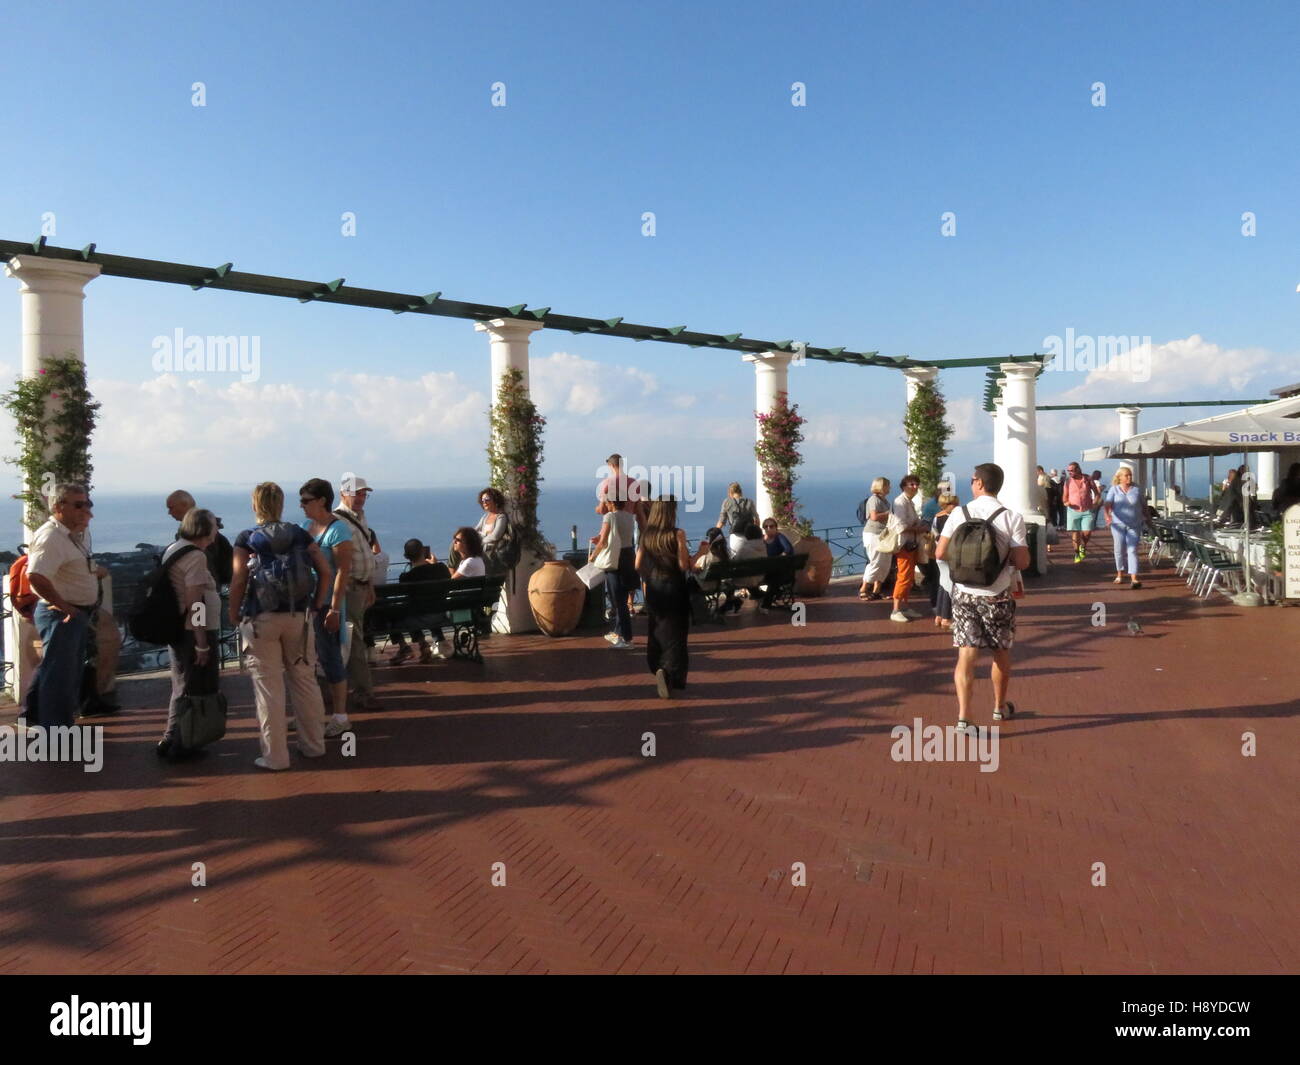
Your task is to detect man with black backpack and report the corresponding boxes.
[935,463,1029,735]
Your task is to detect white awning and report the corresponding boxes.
[1085,395,1300,460]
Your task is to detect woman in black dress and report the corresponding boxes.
[636,497,692,699]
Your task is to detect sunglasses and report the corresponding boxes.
[453,535,465,543]
[67,500,94,510]
[299,497,320,505]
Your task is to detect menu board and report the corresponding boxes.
[1286,504,1300,601]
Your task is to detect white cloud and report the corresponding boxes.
[1036,334,1291,444]
[83,370,488,489]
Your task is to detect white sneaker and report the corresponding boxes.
[890,611,911,623]
[324,716,352,739]
[903,609,924,620]
[431,640,447,659]
[609,637,631,649]
[603,632,620,644]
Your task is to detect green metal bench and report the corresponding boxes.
[364,575,505,663]
[695,554,807,620]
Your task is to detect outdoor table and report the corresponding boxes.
[1211,527,1274,599]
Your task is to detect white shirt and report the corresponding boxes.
[334,506,375,583]
[163,540,220,632]
[28,518,99,605]
[892,491,919,528]
[456,556,486,578]
[939,495,1027,597]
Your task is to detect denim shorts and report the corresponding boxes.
[1065,508,1095,532]
[313,611,347,683]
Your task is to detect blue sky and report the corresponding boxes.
[1,0,1297,496]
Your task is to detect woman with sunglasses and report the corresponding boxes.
[299,478,354,738]
[475,487,512,574]
[448,527,486,578]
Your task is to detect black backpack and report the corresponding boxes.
[856,497,870,525]
[484,513,521,576]
[208,530,234,586]
[947,505,1008,586]
[128,544,201,646]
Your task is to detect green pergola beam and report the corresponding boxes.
[0,238,1044,372]
[1036,401,1270,411]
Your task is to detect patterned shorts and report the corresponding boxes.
[951,590,1016,650]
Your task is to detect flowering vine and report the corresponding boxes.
[902,378,952,497]
[1,354,100,528]
[755,391,813,538]
[486,368,551,556]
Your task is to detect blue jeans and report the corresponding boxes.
[1112,523,1141,576]
[27,602,92,728]
[604,568,633,642]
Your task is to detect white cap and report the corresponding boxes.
[341,474,373,493]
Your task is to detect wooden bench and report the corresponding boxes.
[694,554,807,621]
[364,575,506,663]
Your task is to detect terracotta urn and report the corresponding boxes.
[528,560,587,636]
[790,533,833,597]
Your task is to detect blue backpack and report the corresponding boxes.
[244,522,316,615]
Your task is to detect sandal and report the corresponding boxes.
[858,589,871,600]
[1113,575,1124,583]
[992,702,1016,721]
[1130,581,1142,590]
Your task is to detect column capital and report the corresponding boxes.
[1115,405,1142,415]
[999,361,1038,379]
[474,317,544,340]
[900,365,939,383]
[742,350,793,370]
[4,254,101,292]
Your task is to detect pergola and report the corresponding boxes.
[2,237,1057,597]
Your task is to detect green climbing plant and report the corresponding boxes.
[755,391,814,538]
[902,378,952,496]
[1,354,100,528]
[486,368,551,556]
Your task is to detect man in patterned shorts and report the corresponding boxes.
[935,463,1029,734]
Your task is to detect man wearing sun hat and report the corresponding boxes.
[334,473,382,712]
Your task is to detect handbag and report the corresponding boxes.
[577,563,607,589]
[874,523,900,554]
[914,532,933,565]
[176,690,227,750]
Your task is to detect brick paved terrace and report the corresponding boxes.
[2,533,1297,974]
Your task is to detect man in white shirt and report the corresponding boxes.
[334,474,382,710]
[24,482,103,728]
[936,463,1030,734]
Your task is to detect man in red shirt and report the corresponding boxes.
[1062,462,1100,562]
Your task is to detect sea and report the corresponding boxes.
[0,481,877,562]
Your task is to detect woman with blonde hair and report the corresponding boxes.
[228,482,334,771]
[858,476,894,601]
[1103,466,1144,589]
[636,496,691,698]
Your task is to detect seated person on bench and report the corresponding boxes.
[388,538,452,664]
[732,523,767,599]
[689,529,737,616]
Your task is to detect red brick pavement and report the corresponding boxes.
[1,532,1296,974]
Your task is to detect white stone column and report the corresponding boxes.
[998,374,1008,475]
[5,254,102,377]
[474,317,544,634]
[999,363,1040,512]
[901,366,939,473]
[475,317,542,399]
[743,350,794,524]
[1257,450,1278,502]
[1116,406,1145,500]
[3,255,101,700]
